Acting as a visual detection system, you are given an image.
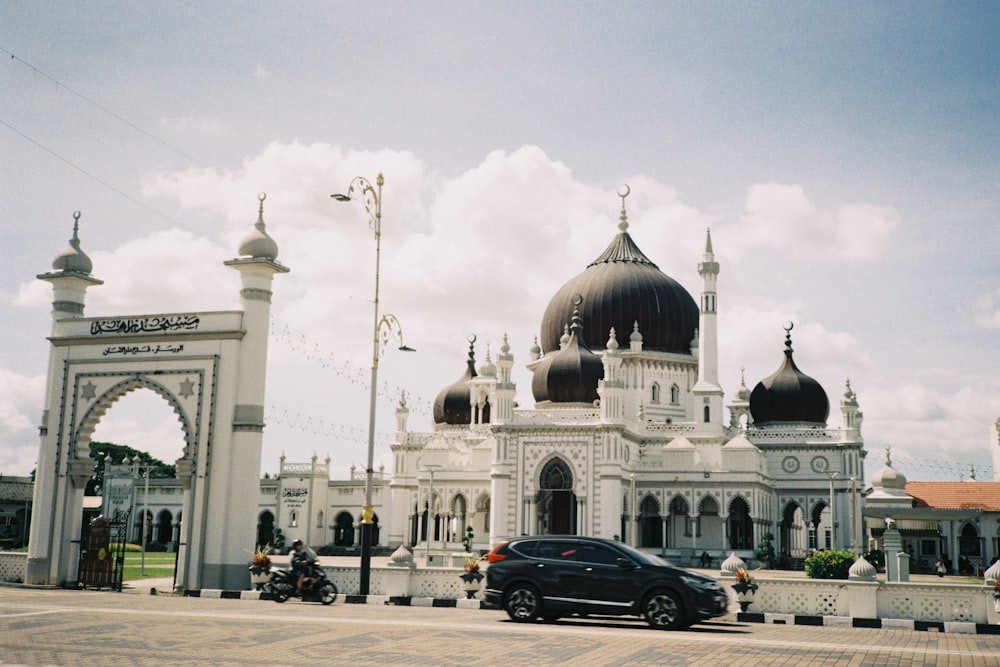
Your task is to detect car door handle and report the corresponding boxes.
[536,563,544,568]
[585,567,593,572]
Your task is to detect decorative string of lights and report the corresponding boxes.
[262,405,395,448]
[269,318,434,414]
[869,452,994,481]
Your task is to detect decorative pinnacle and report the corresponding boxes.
[617,184,630,232]
[72,210,81,239]
[783,321,794,353]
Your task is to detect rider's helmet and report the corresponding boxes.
[292,539,303,548]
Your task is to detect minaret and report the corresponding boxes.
[217,194,289,580]
[599,327,625,423]
[692,228,723,429]
[36,211,104,322]
[493,333,516,424]
[395,391,410,434]
[27,212,105,586]
[992,419,1000,482]
[726,368,752,429]
[840,378,864,434]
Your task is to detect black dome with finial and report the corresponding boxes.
[532,302,604,403]
[433,337,480,425]
[538,186,699,356]
[749,323,829,425]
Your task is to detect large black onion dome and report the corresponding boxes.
[539,215,698,356]
[433,339,479,425]
[749,326,829,425]
[532,305,604,403]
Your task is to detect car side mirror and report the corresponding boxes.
[616,558,635,570]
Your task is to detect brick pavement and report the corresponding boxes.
[3,585,1000,666]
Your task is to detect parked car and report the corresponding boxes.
[483,536,729,630]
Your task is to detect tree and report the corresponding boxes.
[754,531,776,568]
[85,441,175,496]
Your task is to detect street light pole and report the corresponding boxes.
[630,474,636,548]
[333,173,414,596]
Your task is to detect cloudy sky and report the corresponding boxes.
[2,4,998,484]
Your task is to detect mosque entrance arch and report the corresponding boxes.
[536,457,576,535]
[26,204,288,590]
[780,501,807,558]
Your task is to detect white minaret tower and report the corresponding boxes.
[992,419,1000,483]
[28,213,104,586]
[599,327,625,423]
[493,333,516,424]
[692,228,723,430]
[217,194,289,585]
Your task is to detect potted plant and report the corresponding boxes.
[731,566,759,612]
[459,556,484,599]
[249,544,272,589]
[993,580,1000,613]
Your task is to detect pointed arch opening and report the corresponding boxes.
[638,494,662,548]
[536,457,576,535]
[780,501,807,559]
[727,496,753,550]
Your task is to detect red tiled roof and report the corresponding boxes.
[904,482,1000,511]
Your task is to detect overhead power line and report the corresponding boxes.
[1,45,207,166]
[0,118,192,230]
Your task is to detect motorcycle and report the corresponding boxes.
[262,562,338,605]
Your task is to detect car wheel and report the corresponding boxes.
[319,583,338,605]
[643,589,684,630]
[504,584,542,622]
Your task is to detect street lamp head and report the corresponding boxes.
[330,193,351,202]
[399,344,416,352]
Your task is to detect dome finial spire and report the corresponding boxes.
[616,184,631,232]
[72,210,81,240]
[783,321,794,354]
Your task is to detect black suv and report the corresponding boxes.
[483,536,729,629]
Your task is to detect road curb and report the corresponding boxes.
[184,589,489,609]
[736,612,1000,635]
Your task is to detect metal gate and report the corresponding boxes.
[77,509,130,591]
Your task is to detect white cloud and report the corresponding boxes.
[974,289,1000,329]
[739,183,901,262]
[0,369,45,473]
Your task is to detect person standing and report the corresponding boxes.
[935,556,946,577]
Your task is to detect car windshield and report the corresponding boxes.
[612,542,674,567]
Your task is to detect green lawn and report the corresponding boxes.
[122,551,176,581]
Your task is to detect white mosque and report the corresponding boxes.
[382,192,866,565]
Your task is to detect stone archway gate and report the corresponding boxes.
[27,205,288,591]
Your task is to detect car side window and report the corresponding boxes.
[534,540,578,562]
[576,543,622,566]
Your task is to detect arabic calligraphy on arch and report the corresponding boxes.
[90,315,200,336]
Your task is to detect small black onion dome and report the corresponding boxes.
[749,326,829,425]
[532,305,604,403]
[433,339,478,425]
[538,218,698,356]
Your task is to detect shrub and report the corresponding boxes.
[754,532,776,568]
[862,549,884,569]
[804,549,854,579]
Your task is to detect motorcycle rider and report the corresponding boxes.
[290,539,318,595]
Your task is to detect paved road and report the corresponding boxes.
[1,587,999,666]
